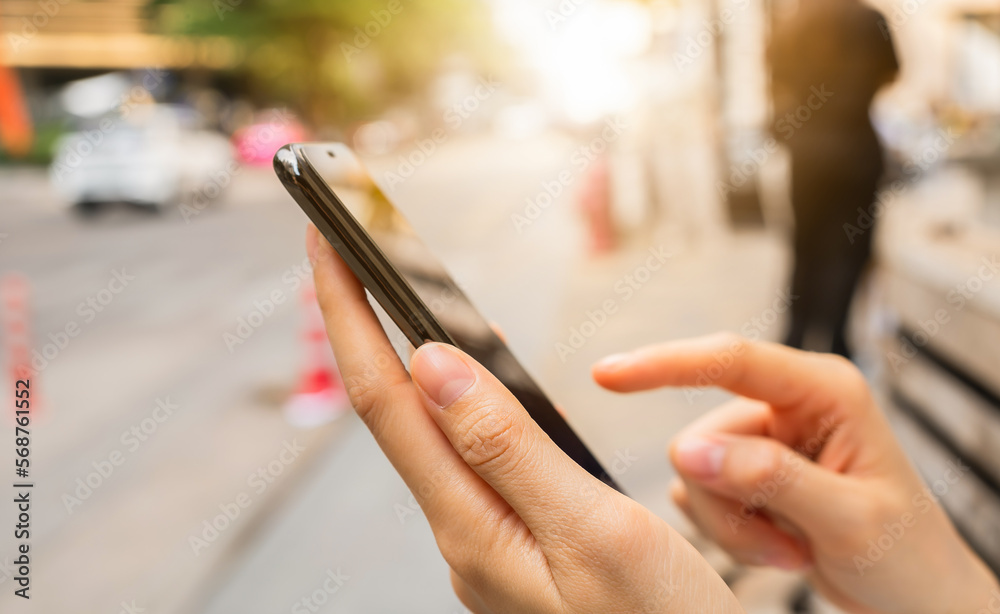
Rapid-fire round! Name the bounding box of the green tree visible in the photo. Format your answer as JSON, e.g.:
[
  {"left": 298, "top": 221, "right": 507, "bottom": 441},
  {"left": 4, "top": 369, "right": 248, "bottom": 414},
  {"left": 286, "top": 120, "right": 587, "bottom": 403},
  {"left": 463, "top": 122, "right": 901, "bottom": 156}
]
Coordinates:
[{"left": 150, "top": 0, "right": 503, "bottom": 128}]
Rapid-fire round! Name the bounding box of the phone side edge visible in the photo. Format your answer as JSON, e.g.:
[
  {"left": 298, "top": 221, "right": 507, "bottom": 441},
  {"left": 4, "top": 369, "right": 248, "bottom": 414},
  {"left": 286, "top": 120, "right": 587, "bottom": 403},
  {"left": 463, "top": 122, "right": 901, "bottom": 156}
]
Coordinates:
[{"left": 273, "top": 144, "right": 452, "bottom": 349}]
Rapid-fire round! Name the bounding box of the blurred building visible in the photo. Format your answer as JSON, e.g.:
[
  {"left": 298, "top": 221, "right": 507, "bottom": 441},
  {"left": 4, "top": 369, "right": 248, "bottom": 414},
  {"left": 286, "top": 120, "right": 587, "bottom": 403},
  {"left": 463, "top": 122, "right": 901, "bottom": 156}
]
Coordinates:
[
  {"left": 0, "top": 0, "right": 241, "bottom": 162},
  {"left": 0, "top": 0, "right": 236, "bottom": 70}
]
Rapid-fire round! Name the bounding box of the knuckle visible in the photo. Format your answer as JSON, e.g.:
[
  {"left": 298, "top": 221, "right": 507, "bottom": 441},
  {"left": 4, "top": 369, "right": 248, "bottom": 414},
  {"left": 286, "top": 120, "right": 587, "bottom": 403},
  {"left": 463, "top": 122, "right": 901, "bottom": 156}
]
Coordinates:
[
  {"left": 345, "top": 376, "right": 381, "bottom": 418},
  {"left": 455, "top": 404, "right": 523, "bottom": 472},
  {"left": 827, "top": 490, "right": 896, "bottom": 551},
  {"left": 731, "top": 443, "right": 782, "bottom": 489},
  {"left": 344, "top": 364, "right": 409, "bottom": 434}
]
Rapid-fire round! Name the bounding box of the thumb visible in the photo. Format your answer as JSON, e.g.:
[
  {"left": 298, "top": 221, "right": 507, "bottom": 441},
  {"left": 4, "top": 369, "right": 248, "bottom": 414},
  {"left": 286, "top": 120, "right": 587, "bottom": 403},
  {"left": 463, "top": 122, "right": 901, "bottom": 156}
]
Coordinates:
[
  {"left": 671, "top": 433, "right": 856, "bottom": 542},
  {"left": 410, "top": 342, "right": 609, "bottom": 538}
]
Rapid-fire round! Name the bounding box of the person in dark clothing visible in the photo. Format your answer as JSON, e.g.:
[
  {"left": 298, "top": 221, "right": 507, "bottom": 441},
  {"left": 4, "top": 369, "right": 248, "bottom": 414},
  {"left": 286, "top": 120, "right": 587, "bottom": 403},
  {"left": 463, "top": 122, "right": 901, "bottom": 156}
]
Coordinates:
[{"left": 770, "top": 0, "right": 899, "bottom": 358}]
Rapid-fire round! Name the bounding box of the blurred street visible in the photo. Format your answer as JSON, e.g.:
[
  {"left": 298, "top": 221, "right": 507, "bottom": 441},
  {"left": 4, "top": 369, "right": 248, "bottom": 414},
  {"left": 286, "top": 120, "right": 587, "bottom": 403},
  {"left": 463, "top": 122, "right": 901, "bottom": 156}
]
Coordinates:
[
  {"left": 0, "top": 132, "right": 796, "bottom": 612},
  {"left": 2, "top": 0, "right": 999, "bottom": 609}
]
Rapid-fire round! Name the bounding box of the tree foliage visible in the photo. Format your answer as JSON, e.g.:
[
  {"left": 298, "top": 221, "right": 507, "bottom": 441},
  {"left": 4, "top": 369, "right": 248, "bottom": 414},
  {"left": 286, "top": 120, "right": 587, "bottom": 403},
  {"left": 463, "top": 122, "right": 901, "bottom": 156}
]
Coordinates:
[{"left": 149, "top": 0, "right": 502, "bottom": 127}]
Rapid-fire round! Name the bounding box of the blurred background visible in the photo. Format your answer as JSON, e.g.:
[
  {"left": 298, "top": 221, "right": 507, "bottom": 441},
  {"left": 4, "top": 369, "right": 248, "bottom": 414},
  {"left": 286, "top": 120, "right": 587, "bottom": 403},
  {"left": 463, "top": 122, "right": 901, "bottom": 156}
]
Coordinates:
[{"left": 1, "top": 0, "right": 999, "bottom": 611}]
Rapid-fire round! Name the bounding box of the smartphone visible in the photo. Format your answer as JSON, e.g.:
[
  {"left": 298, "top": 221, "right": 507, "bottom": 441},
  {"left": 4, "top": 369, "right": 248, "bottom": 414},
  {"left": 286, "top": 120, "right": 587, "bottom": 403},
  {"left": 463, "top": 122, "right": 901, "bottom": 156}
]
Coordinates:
[{"left": 274, "top": 142, "right": 621, "bottom": 492}]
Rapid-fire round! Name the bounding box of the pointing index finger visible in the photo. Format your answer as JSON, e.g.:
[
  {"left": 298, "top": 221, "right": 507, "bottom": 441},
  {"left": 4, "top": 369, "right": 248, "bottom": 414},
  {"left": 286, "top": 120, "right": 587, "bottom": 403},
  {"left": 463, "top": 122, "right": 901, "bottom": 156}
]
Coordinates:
[{"left": 592, "top": 333, "right": 857, "bottom": 413}]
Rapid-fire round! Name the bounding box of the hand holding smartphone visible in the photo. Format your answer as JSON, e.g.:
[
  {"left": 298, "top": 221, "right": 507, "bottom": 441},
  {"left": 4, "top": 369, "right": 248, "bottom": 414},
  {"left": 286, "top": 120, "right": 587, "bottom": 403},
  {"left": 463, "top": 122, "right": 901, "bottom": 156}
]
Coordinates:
[{"left": 274, "top": 142, "right": 620, "bottom": 492}]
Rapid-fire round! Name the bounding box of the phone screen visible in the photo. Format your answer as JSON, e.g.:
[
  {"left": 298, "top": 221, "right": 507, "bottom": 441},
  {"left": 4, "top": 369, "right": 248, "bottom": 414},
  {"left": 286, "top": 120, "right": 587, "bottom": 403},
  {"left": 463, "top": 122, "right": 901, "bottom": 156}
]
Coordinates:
[{"left": 280, "top": 143, "right": 620, "bottom": 492}]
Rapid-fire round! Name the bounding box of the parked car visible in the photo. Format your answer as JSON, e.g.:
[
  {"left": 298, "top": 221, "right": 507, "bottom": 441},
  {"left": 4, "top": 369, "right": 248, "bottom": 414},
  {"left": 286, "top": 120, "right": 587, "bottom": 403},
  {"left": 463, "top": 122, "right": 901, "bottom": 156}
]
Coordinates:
[{"left": 50, "top": 104, "right": 234, "bottom": 212}]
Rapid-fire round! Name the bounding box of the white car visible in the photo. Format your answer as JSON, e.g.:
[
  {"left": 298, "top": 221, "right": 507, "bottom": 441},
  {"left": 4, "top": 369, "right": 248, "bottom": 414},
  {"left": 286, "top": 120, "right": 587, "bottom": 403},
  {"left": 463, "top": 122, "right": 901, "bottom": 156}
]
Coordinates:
[{"left": 50, "top": 104, "right": 234, "bottom": 212}]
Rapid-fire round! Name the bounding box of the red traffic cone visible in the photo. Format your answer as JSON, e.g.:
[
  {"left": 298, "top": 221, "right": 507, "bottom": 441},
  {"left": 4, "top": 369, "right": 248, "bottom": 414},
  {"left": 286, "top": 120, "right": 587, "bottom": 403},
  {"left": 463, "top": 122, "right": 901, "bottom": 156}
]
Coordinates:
[
  {"left": 283, "top": 281, "right": 349, "bottom": 427},
  {"left": 2, "top": 273, "right": 42, "bottom": 424},
  {"left": 578, "top": 154, "right": 617, "bottom": 255}
]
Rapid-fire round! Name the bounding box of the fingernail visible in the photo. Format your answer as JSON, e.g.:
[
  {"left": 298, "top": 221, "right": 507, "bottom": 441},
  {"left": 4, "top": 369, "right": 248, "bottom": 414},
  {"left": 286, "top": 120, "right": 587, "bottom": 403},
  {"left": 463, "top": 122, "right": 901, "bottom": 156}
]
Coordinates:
[
  {"left": 412, "top": 344, "right": 476, "bottom": 408},
  {"left": 673, "top": 436, "right": 726, "bottom": 479},
  {"left": 596, "top": 353, "right": 631, "bottom": 371}
]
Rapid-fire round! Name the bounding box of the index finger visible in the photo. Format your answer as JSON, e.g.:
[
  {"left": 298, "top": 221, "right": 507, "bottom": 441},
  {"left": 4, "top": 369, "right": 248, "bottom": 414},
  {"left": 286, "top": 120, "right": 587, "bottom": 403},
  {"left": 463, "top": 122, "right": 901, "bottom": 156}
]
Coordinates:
[
  {"left": 307, "top": 225, "right": 499, "bottom": 526},
  {"left": 591, "top": 333, "right": 863, "bottom": 414}
]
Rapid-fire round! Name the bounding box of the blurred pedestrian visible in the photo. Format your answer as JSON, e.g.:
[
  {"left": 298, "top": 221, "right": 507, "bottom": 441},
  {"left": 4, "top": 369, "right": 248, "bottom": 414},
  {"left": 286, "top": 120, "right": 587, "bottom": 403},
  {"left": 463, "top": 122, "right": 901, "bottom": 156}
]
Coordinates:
[{"left": 770, "top": 0, "right": 899, "bottom": 358}]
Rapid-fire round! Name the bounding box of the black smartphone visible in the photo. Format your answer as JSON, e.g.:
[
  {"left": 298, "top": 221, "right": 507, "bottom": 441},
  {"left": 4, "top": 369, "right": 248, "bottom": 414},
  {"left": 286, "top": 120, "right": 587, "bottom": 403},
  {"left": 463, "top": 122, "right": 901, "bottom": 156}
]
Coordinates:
[{"left": 274, "top": 142, "right": 621, "bottom": 492}]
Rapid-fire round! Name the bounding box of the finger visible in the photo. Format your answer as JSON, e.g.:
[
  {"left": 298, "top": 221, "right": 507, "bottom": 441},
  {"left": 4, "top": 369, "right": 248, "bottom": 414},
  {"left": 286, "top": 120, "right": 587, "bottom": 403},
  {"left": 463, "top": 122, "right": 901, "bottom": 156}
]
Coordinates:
[
  {"left": 675, "top": 397, "right": 772, "bottom": 440},
  {"left": 409, "top": 341, "right": 613, "bottom": 539},
  {"left": 669, "top": 400, "right": 811, "bottom": 567},
  {"left": 672, "top": 476, "right": 810, "bottom": 569},
  {"left": 307, "top": 225, "right": 501, "bottom": 527},
  {"left": 671, "top": 431, "right": 859, "bottom": 543},
  {"left": 592, "top": 332, "right": 864, "bottom": 414},
  {"left": 307, "top": 224, "right": 412, "bottom": 397}
]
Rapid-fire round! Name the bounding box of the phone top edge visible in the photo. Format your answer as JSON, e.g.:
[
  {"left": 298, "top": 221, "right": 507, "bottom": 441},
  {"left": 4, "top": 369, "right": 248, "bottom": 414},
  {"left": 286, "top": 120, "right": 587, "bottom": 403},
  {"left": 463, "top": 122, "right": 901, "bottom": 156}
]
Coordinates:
[{"left": 273, "top": 142, "right": 454, "bottom": 350}]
